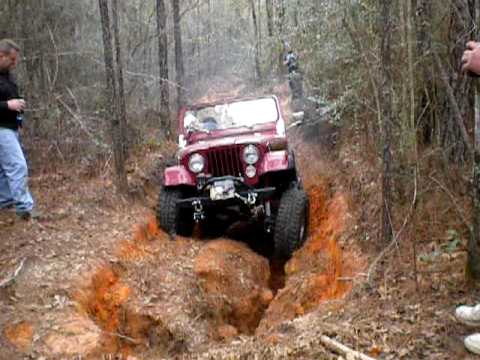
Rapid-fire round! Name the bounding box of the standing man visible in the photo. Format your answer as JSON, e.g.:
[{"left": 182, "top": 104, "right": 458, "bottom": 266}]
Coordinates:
[
  {"left": 0, "top": 39, "right": 35, "bottom": 220},
  {"left": 283, "top": 47, "right": 303, "bottom": 100},
  {"left": 283, "top": 49, "right": 299, "bottom": 74},
  {"left": 455, "top": 41, "right": 480, "bottom": 355}
]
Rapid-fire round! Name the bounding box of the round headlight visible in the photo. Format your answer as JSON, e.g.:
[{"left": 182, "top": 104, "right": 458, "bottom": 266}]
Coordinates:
[
  {"left": 188, "top": 153, "right": 205, "bottom": 173},
  {"left": 243, "top": 145, "right": 259, "bottom": 164}
]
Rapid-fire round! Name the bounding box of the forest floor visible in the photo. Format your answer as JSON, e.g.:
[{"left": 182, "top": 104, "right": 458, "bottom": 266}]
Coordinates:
[{"left": 0, "top": 90, "right": 480, "bottom": 359}]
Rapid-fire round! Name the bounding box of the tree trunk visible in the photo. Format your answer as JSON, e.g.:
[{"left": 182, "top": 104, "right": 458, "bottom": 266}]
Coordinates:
[
  {"left": 156, "top": 0, "right": 170, "bottom": 136},
  {"left": 275, "top": 0, "right": 286, "bottom": 75},
  {"left": 265, "top": 0, "right": 274, "bottom": 37},
  {"left": 250, "top": 0, "right": 261, "bottom": 83},
  {"left": 206, "top": 0, "right": 212, "bottom": 77},
  {"left": 98, "top": 0, "right": 128, "bottom": 194},
  {"left": 444, "top": 0, "right": 475, "bottom": 162},
  {"left": 470, "top": 89, "right": 480, "bottom": 280},
  {"left": 293, "top": 0, "right": 299, "bottom": 28},
  {"left": 467, "top": 0, "right": 480, "bottom": 281},
  {"left": 172, "top": 0, "right": 185, "bottom": 110},
  {"left": 415, "top": 0, "right": 435, "bottom": 145},
  {"left": 433, "top": 50, "right": 473, "bottom": 155},
  {"left": 380, "top": 0, "right": 394, "bottom": 245},
  {"left": 275, "top": 0, "right": 285, "bottom": 35},
  {"left": 111, "top": 0, "right": 128, "bottom": 157}
]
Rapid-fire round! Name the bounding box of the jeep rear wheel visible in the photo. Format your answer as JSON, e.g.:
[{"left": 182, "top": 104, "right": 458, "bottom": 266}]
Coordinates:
[
  {"left": 273, "top": 187, "right": 309, "bottom": 259},
  {"left": 157, "top": 188, "right": 194, "bottom": 237}
]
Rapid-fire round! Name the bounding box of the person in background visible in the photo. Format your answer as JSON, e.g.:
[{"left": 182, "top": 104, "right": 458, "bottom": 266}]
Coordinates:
[
  {"left": 283, "top": 47, "right": 303, "bottom": 100},
  {"left": 0, "top": 39, "right": 35, "bottom": 220},
  {"left": 283, "top": 49, "right": 299, "bottom": 74},
  {"left": 455, "top": 40, "right": 480, "bottom": 355}
]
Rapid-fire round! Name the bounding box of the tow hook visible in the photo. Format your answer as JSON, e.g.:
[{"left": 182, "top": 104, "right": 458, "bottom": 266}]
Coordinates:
[
  {"left": 235, "top": 192, "right": 258, "bottom": 206},
  {"left": 192, "top": 199, "right": 205, "bottom": 222},
  {"left": 265, "top": 201, "right": 273, "bottom": 233}
]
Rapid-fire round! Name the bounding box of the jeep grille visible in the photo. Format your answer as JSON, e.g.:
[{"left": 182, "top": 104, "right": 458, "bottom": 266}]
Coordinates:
[{"left": 206, "top": 146, "right": 243, "bottom": 177}]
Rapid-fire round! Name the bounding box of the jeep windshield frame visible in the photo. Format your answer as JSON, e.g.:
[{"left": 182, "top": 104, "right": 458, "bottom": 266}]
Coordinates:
[{"left": 180, "top": 96, "right": 280, "bottom": 142}]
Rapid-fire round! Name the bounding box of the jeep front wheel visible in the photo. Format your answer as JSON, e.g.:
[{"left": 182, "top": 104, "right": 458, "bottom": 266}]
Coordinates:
[
  {"left": 273, "top": 187, "right": 309, "bottom": 259},
  {"left": 157, "top": 188, "right": 194, "bottom": 237}
]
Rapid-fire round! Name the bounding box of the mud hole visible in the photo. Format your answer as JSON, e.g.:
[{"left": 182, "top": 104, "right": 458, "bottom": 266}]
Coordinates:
[{"left": 5, "top": 179, "right": 365, "bottom": 358}]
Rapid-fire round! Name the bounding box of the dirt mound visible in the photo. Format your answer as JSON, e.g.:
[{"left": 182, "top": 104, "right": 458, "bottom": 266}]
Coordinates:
[
  {"left": 42, "top": 313, "right": 101, "bottom": 356},
  {"left": 4, "top": 321, "right": 34, "bottom": 353},
  {"left": 194, "top": 240, "right": 273, "bottom": 337}
]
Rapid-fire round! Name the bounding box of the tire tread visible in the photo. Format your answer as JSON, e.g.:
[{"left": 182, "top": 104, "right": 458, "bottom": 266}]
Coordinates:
[{"left": 274, "top": 187, "right": 308, "bottom": 258}]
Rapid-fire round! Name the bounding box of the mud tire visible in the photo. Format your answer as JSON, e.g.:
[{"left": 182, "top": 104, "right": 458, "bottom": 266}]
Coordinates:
[
  {"left": 273, "top": 187, "right": 309, "bottom": 259},
  {"left": 157, "top": 188, "right": 194, "bottom": 237}
]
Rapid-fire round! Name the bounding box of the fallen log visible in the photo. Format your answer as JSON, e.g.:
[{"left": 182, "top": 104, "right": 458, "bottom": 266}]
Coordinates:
[{"left": 320, "top": 335, "right": 376, "bottom": 360}]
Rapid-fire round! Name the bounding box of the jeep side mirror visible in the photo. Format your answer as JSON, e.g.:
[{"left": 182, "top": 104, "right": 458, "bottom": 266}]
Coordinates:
[{"left": 178, "top": 134, "right": 187, "bottom": 148}]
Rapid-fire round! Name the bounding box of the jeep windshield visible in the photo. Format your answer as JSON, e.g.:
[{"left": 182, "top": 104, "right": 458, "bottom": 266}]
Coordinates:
[{"left": 184, "top": 97, "right": 279, "bottom": 134}]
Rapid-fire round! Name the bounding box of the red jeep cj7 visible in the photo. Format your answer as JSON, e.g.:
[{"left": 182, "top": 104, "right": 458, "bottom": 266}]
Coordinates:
[{"left": 157, "top": 95, "right": 309, "bottom": 258}]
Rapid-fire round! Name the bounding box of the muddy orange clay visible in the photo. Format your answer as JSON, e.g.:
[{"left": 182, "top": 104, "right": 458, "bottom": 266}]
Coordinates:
[
  {"left": 4, "top": 321, "right": 34, "bottom": 351},
  {"left": 116, "top": 240, "right": 149, "bottom": 262},
  {"left": 74, "top": 266, "right": 131, "bottom": 354},
  {"left": 292, "top": 180, "right": 355, "bottom": 306},
  {"left": 116, "top": 215, "right": 167, "bottom": 261}
]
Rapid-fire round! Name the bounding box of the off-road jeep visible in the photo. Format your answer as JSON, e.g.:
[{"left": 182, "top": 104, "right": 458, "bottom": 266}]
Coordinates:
[{"left": 156, "top": 95, "right": 309, "bottom": 258}]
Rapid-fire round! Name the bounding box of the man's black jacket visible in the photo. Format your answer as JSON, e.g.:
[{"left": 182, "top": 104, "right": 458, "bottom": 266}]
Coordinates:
[{"left": 0, "top": 71, "right": 20, "bottom": 130}]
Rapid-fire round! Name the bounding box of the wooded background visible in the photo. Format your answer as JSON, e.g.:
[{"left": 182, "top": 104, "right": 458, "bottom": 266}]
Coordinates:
[{"left": 0, "top": 0, "right": 479, "bottom": 275}]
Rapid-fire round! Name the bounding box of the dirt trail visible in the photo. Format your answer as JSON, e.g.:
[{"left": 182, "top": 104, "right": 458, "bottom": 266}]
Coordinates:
[
  {"left": 1, "top": 149, "right": 364, "bottom": 359},
  {"left": 0, "top": 88, "right": 367, "bottom": 358}
]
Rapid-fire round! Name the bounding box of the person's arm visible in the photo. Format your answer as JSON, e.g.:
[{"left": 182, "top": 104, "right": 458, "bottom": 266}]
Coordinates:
[
  {"left": 462, "top": 41, "right": 480, "bottom": 75},
  {"left": 0, "top": 99, "right": 25, "bottom": 112}
]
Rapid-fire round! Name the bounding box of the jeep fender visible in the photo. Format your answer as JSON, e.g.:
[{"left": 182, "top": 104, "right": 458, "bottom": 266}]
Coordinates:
[
  {"left": 164, "top": 166, "right": 196, "bottom": 186},
  {"left": 259, "top": 150, "right": 291, "bottom": 175}
]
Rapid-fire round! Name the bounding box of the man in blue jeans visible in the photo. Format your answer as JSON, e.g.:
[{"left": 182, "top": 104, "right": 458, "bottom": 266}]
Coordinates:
[
  {"left": 0, "top": 39, "right": 35, "bottom": 220},
  {"left": 455, "top": 40, "right": 480, "bottom": 355}
]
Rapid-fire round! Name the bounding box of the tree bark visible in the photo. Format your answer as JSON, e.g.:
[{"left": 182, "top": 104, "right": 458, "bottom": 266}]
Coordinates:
[
  {"left": 111, "top": 0, "right": 128, "bottom": 157},
  {"left": 250, "top": 0, "right": 261, "bottom": 83},
  {"left": 156, "top": 0, "right": 170, "bottom": 136},
  {"left": 470, "top": 92, "right": 480, "bottom": 280},
  {"left": 444, "top": 0, "right": 475, "bottom": 162},
  {"left": 274, "top": 0, "right": 285, "bottom": 35},
  {"left": 468, "top": 0, "right": 480, "bottom": 281},
  {"left": 172, "top": 0, "right": 185, "bottom": 110},
  {"left": 265, "top": 0, "right": 274, "bottom": 37},
  {"left": 433, "top": 50, "right": 473, "bottom": 155},
  {"left": 98, "top": 0, "right": 128, "bottom": 194},
  {"left": 275, "top": 0, "right": 286, "bottom": 75},
  {"left": 380, "top": 0, "right": 394, "bottom": 245},
  {"left": 293, "top": 0, "right": 299, "bottom": 28},
  {"left": 415, "top": 0, "right": 435, "bottom": 145}
]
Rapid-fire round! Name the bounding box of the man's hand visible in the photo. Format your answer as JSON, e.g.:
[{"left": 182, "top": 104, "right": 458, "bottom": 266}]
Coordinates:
[
  {"left": 7, "top": 98, "right": 25, "bottom": 112},
  {"left": 462, "top": 41, "right": 480, "bottom": 75}
]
